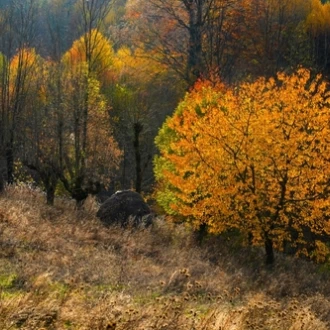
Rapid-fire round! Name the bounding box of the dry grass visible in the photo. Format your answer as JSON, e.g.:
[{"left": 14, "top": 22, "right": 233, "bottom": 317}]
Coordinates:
[{"left": 0, "top": 184, "right": 330, "bottom": 329}]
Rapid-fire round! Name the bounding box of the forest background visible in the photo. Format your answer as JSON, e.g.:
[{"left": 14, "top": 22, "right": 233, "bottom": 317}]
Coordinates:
[{"left": 1, "top": 0, "right": 330, "bottom": 264}]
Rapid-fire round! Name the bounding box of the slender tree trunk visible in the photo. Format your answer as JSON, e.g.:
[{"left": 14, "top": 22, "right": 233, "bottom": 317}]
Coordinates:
[
  {"left": 186, "top": 2, "right": 203, "bottom": 84},
  {"left": 122, "top": 144, "right": 126, "bottom": 189},
  {"left": 133, "top": 122, "right": 143, "bottom": 193},
  {"left": 6, "top": 141, "right": 14, "bottom": 185},
  {"left": 0, "top": 146, "right": 6, "bottom": 193},
  {"left": 0, "top": 173, "right": 4, "bottom": 193},
  {"left": 195, "top": 222, "right": 208, "bottom": 245},
  {"left": 73, "top": 177, "right": 88, "bottom": 208},
  {"left": 265, "top": 236, "right": 275, "bottom": 265},
  {"left": 44, "top": 174, "right": 57, "bottom": 205},
  {"left": 46, "top": 185, "right": 56, "bottom": 205}
]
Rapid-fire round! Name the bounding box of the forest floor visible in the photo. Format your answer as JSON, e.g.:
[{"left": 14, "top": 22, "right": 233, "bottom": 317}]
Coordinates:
[{"left": 0, "top": 185, "right": 330, "bottom": 330}]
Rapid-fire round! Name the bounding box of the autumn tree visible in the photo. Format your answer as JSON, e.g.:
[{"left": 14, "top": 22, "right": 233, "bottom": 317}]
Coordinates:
[
  {"left": 20, "top": 59, "right": 64, "bottom": 205},
  {"left": 125, "top": 0, "right": 324, "bottom": 83},
  {"left": 56, "top": 61, "right": 121, "bottom": 204},
  {"left": 74, "top": 0, "right": 113, "bottom": 71},
  {"left": 306, "top": 0, "right": 330, "bottom": 76},
  {"left": 0, "top": 51, "right": 9, "bottom": 187},
  {"left": 21, "top": 29, "right": 121, "bottom": 205},
  {"left": 125, "top": 0, "right": 244, "bottom": 85},
  {"left": 155, "top": 68, "right": 330, "bottom": 264},
  {"left": 62, "top": 29, "right": 114, "bottom": 82},
  {"left": 238, "top": 0, "right": 312, "bottom": 77},
  {"left": 0, "top": 0, "right": 39, "bottom": 185},
  {"left": 54, "top": 2, "right": 121, "bottom": 204},
  {"left": 41, "top": 0, "right": 77, "bottom": 61},
  {"left": 108, "top": 46, "right": 183, "bottom": 193}
]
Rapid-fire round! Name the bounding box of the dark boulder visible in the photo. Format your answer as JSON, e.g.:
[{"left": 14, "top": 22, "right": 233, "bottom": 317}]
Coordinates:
[{"left": 96, "top": 190, "right": 152, "bottom": 227}]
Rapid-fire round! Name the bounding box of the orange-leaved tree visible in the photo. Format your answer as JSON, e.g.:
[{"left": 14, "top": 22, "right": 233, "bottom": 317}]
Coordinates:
[{"left": 155, "top": 68, "right": 330, "bottom": 264}]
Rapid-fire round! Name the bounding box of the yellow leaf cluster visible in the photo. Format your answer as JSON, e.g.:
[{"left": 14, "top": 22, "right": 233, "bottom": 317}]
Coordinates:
[
  {"left": 62, "top": 29, "right": 114, "bottom": 77},
  {"left": 156, "top": 69, "right": 330, "bottom": 257},
  {"left": 306, "top": 0, "right": 330, "bottom": 34}
]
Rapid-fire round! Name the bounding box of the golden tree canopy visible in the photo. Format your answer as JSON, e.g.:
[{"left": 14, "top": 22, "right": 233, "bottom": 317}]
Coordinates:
[
  {"left": 155, "top": 68, "right": 330, "bottom": 260},
  {"left": 62, "top": 29, "right": 114, "bottom": 77}
]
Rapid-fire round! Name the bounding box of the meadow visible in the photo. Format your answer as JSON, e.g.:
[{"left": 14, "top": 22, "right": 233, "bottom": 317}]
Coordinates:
[{"left": 0, "top": 185, "right": 330, "bottom": 329}]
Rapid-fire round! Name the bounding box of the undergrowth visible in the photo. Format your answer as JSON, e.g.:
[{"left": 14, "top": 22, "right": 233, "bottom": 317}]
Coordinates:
[{"left": 0, "top": 184, "right": 329, "bottom": 329}]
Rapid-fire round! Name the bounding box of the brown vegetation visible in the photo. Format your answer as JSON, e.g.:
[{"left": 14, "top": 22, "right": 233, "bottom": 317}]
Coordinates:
[{"left": 0, "top": 185, "right": 330, "bottom": 329}]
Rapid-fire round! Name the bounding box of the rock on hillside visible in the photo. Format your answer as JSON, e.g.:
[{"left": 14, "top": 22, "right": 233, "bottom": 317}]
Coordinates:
[{"left": 96, "top": 190, "right": 152, "bottom": 227}]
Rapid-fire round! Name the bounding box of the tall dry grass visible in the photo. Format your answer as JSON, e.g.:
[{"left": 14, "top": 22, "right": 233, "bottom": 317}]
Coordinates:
[{"left": 0, "top": 184, "right": 330, "bottom": 329}]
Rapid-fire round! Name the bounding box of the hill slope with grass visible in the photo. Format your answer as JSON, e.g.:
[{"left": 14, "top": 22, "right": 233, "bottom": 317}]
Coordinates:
[{"left": 0, "top": 185, "right": 330, "bottom": 329}]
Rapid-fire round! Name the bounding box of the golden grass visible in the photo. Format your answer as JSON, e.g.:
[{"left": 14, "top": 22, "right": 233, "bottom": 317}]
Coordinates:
[{"left": 0, "top": 184, "right": 330, "bottom": 329}]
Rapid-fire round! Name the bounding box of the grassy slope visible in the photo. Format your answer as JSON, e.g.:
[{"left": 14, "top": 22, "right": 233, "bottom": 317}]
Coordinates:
[{"left": 0, "top": 185, "right": 330, "bottom": 330}]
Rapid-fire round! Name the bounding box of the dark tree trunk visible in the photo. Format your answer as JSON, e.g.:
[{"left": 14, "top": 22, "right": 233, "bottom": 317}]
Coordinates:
[
  {"left": 133, "top": 122, "right": 143, "bottom": 194},
  {"left": 121, "top": 144, "right": 126, "bottom": 189},
  {"left": 195, "top": 222, "right": 208, "bottom": 245},
  {"left": 46, "top": 185, "right": 56, "bottom": 205},
  {"left": 25, "top": 163, "right": 58, "bottom": 205},
  {"left": 265, "top": 236, "right": 275, "bottom": 265},
  {"left": 72, "top": 185, "right": 89, "bottom": 208},
  {"left": 0, "top": 149, "right": 5, "bottom": 193},
  {"left": 0, "top": 174, "right": 3, "bottom": 193},
  {"left": 57, "top": 172, "right": 90, "bottom": 208},
  {"left": 6, "top": 144, "right": 14, "bottom": 185},
  {"left": 44, "top": 175, "right": 57, "bottom": 206},
  {"left": 186, "top": 1, "right": 203, "bottom": 84}
]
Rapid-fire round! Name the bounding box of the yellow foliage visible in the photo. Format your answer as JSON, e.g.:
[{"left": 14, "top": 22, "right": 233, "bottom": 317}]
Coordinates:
[
  {"left": 313, "top": 240, "right": 329, "bottom": 263},
  {"left": 10, "top": 48, "right": 38, "bottom": 71},
  {"left": 306, "top": 0, "right": 330, "bottom": 34},
  {"left": 113, "top": 46, "right": 167, "bottom": 85},
  {"left": 62, "top": 29, "right": 114, "bottom": 77},
  {"left": 156, "top": 68, "right": 330, "bottom": 258},
  {"left": 58, "top": 64, "right": 122, "bottom": 188},
  {"left": 10, "top": 48, "right": 41, "bottom": 93}
]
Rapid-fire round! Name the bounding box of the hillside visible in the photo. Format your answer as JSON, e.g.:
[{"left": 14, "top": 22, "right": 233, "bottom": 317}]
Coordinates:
[{"left": 0, "top": 185, "right": 330, "bottom": 329}]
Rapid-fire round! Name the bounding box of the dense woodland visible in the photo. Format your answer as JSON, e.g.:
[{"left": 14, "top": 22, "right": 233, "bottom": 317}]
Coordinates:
[{"left": 1, "top": 0, "right": 330, "bottom": 263}]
